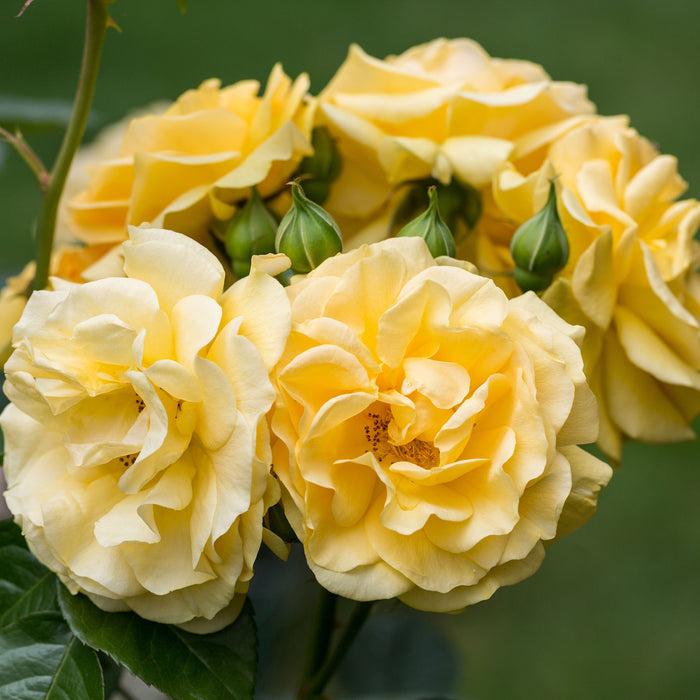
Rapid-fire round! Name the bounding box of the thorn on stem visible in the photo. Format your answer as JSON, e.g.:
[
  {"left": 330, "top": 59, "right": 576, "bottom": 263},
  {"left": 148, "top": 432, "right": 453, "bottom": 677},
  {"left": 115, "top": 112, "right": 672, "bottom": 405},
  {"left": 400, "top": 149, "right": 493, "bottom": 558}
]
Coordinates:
[{"left": 15, "top": 0, "right": 36, "bottom": 18}]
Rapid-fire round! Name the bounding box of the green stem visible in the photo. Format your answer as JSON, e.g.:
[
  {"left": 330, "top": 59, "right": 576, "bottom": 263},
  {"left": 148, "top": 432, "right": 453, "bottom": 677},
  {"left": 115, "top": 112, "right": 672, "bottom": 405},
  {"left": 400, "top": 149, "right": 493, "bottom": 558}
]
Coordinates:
[
  {"left": 33, "top": 0, "right": 110, "bottom": 291},
  {"left": 300, "top": 587, "right": 338, "bottom": 686},
  {"left": 0, "top": 127, "right": 49, "bottom": 192},
  {"left": 298, "top": 600, "right": 374, "bottom": 700}
]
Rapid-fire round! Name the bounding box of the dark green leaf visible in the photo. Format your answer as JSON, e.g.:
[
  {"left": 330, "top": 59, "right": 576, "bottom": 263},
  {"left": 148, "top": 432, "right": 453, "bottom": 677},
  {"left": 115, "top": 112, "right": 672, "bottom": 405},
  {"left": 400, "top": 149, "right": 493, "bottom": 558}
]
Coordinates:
[
  {"left": 0, "top": 523, "right": 60, "bottom": 627},
  {"left": 0, "top": 611, "right": 103, "bottom": 699},
  {"left": 97, "top": 652, "right": 121, "bottom": 700},
  {"left": 0, "top": 548, "right": 58, "bottom": 627},
  {"left": 58, "top": 583, "right": 257, "bottom": 700},
  {"left": 0, "top": 518, "right": 27, "bottom": 549}
]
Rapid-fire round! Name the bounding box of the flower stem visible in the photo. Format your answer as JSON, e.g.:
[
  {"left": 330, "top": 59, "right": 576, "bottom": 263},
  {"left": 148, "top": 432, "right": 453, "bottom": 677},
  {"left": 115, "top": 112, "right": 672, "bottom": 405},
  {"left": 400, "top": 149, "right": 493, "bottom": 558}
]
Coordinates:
[
  {"left": 0, "top": 127, "right": 49, "bottom": 192},
  {"left": 300, "top": 587, "right": 338, "bottom": 685},
  {"left": 33, "top": 0, "right": 110, "bottom": 291},
  {"left": 297, "top": 599, "right": 374, "bottom": 700}
]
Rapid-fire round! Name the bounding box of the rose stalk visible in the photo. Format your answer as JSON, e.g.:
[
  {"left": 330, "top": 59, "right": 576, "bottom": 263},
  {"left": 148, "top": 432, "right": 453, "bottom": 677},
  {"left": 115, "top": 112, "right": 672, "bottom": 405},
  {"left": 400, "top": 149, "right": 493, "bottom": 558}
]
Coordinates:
[{"left": 33, "top": 0, "right": 112, "bottom": 291}]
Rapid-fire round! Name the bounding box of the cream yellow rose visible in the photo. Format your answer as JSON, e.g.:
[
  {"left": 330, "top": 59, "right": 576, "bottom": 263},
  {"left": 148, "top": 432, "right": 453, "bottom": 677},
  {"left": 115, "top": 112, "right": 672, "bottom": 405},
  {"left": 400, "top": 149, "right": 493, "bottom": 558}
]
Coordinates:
[
  {"left": 318, "top": 38, "right": 595, "bottom": 232},
  {"left": 1, "top": 227, "right": 291, "bottom": 631},
  {"left": 67, "top": 65, "right": 314, "bottom": 244},
  {"left": 270, "top": 237, "right": 611, "bottom": 611},
  {"left": 489, "top": 116, "right": 700, "bottom": 459},
  {"left": 0, "top": 242, "right": 125, "bottom": 368}
]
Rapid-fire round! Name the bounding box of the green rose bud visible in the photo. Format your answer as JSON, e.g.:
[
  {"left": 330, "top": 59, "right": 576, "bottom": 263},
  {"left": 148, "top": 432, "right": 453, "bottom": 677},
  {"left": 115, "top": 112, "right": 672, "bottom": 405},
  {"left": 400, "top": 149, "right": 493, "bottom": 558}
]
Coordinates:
[
  {"left": 510, "top": 181, "right": 569, "bottom": 292},
  {"left": 390, "top": 178, "right": 482, "bottom": 236},
  {"left": 275, "top": 182, "right": 343, "bottom": 273},
  {"left": 513, "top": 267, "right": 554, "bottom": 293},
  {"left": 297, "top": 127, "right": 343, "bottom": 204},
  {"left": 396, "top": 185, "right": 456, "bottom": 258},
  {"left": 224, "top": 187, "right": 278, "bottom": 278}
]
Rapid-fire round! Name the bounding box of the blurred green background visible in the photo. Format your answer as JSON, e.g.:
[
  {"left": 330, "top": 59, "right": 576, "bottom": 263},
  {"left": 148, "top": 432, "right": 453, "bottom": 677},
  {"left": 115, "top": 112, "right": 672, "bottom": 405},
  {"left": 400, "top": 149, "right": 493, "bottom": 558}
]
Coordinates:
[{"left": 1, "top": 1, "right": 699, "bottom": 698}]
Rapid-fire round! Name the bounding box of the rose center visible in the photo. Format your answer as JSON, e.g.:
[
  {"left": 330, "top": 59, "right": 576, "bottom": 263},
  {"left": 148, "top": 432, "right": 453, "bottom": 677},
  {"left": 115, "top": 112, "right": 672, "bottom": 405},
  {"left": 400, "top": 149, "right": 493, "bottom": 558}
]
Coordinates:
[{"left": 363, "top": 409, "right": 439, "bottom": 469}]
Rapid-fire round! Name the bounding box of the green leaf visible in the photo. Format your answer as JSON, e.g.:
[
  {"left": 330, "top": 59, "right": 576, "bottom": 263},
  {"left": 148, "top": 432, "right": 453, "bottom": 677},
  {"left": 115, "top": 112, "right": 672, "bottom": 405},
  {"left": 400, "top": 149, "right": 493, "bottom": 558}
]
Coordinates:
[
  {"left": 0, "top": 611, "right": 103, "bottom": 699},
  {"left": 0, "top": 518, "right": 27, "bottom": 549},
  {"left": 97, "top": 652, "right": 121, "bottom": 700},
  {"left": 58, "top": 583, "right": 258, "bottom": 700},
  {"left": 0, "top": 521, "right": 60, "bottom": 628},
  {"left": 173, "top": 0, "right": 187, "bottom": 11},
  {"left": 0, "top": 547, "right": 58, "bottom": 627}
]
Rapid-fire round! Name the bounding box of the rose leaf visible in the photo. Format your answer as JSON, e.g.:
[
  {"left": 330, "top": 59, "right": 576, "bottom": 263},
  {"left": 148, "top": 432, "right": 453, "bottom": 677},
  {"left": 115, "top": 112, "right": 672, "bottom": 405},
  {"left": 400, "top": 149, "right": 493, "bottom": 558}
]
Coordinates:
[
  {"left": 0, "top": 611, "right": 103, "bottom": 699},
  {"left": 58, "top": 582, "right": 258, "bottom": 700},
  {"left": 0, "top": 529, "right": 59, "bottom": 628},
  {"left": 0, "top": 518, "right": 27, "bottom": 549}
]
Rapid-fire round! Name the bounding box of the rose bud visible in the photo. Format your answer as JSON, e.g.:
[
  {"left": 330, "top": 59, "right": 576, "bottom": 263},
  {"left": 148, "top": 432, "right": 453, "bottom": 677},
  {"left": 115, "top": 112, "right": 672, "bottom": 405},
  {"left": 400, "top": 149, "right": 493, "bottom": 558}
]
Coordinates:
[
  {"left": 510, "top": 180, "right": 569, "bottom": 292},
  {"left": 275, "top": 182, "right": 343, "bottom": 273},
  {"left": 225, "top": 187, "right": 278, "bottom": 278},
  {"left": 396, "top": 185, "right": 456, "bottom": 258},
  {"left": 391, "top": 178, "right": 482, "bottom": 236}
]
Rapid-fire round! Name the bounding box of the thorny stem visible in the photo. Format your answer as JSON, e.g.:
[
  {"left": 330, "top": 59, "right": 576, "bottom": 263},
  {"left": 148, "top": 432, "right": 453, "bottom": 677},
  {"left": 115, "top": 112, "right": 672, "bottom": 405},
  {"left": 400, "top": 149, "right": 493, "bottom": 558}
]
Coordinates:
[
  {"left": 0, "top": 127, "right": 49, "bottom": 192},
  {"left": 33, "top": 0, "right": 110, "bottom": 291}
]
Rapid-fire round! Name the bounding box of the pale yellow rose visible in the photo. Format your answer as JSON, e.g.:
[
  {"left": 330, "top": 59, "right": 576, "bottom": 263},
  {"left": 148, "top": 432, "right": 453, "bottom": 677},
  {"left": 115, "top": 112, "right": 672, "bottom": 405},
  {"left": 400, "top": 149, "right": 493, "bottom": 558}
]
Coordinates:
[
  {"left": 488, "top": 116, "right": 700, "bottom": 459},
  {"left": 1, "top": 227, "right": 291, "bottom": 630},
  {"left": 318, "top": 38, "right": 595, "bottom": 232},
  {"left": 0, "top": 242, "right": 125, "bottom": 367},
  {"left": 270, "top": 237, "right": 611, "bottom": 611},
  {"left": 67, "top": 66, "right": 314, "bottom": 244}
]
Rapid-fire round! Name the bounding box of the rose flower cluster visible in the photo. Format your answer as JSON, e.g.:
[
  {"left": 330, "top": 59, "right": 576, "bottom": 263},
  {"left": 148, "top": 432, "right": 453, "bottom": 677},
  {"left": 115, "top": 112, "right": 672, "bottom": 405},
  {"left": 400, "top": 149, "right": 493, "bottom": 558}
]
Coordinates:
[{"left": 3, "top": 37, "right": 697, "bottom": 631}]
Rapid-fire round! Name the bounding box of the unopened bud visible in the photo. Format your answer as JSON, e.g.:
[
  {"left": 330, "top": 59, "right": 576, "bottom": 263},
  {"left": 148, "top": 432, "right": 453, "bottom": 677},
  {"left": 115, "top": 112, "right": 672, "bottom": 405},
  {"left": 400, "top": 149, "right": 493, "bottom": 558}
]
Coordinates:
[
  {"left": 510, "top": 181, "right": 569, "bottom": 292},
  {"left": 390, "top": 178, "right": 482, "bottom": 236},
  {"left": 275, "top": 182, "right": 343, "bottom": 273},
  {"left": 224, "top": 188, "right": 278, "bottom": 278},
  {"left": 513, "top": 267, "right": 553, "bottom": 293},
  {"left": 297, "top": 127, "right": 343, "bottom": 204},
  {"left": 396, "top": 185, "right": 456, "bottom": 258}
]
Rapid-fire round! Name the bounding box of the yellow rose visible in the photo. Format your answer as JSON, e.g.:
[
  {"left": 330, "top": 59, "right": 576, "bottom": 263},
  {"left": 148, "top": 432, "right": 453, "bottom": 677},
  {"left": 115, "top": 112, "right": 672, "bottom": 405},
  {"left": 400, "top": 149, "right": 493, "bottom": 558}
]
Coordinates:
[
  {"left": 270, "top": 237, "right": 611, "bottom": 611},
  {"left": 1, "top": 227, "right": 291, "bottom": 631},
  {"left": 318, "top": 38, "right": 594, "bottom": 230},
  {"left": 56, "top": 102, "right": 168, "bottom": 247},
  {"left": 67, "top": 66, "right": 314, "bottom": 244},
  {"left": 0, "top": 243, "right": 124, "bottom": 367},
  {"left": 490, "top": 116, "right": 700, "bottom": 459}
]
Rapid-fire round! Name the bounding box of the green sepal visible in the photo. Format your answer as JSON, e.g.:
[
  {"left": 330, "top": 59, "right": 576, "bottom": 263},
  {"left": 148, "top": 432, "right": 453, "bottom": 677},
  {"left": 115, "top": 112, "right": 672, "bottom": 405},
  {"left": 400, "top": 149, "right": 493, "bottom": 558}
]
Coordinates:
[{"left": 297, "top": 127, "right": 343, "bottom": 204}]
